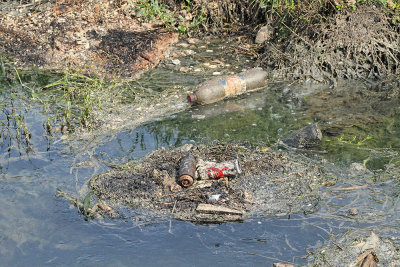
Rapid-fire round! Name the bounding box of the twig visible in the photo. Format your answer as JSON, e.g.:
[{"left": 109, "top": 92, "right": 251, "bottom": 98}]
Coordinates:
[{"left": 331, "top": 184, "right": 368, "bottom": 191}]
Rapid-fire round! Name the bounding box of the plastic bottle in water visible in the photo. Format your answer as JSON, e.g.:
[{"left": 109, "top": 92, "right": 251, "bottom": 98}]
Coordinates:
[{"left": 187, "top": 67, "right": 268, "bottom": 105}]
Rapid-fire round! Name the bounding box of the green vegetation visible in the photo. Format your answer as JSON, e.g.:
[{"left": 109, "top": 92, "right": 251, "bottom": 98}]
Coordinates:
[
  {"left": 131, "top": 0, "right": 400, "bottom": 39},
  {"left": 0, "top": 57, "right": 32, "bottom": 152},
  {"left": 41, "top": 70, "right": 107, "bottom": 130},
  {"left": 133, "top": 0, "right": 206, "bottom": 35}
]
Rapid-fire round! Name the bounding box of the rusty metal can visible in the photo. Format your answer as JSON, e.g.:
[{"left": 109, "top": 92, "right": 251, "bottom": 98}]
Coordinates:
[
  {"left": 197, "top": 159, "right": 242, "bottom": 180},
  {"left": 177, "top": 155, "right": 197, "bottom": 187}
]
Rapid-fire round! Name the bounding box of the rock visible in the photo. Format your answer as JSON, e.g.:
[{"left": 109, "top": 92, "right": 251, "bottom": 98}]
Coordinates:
[
  {"left": 177, "top": 42, "right": 190, "bottom": 48},
  {"left": 255, "top": 25, "right": 273, "bottom": 44},
  {"left": 187, "top": 38, "right": 199, "bottom": 44},
  {"left": 179, "top": 66, "right": 190, "bottom": 72},
  {"left": 171, "top": 59, "right": 181, "bottom": 65},
  {"left": 348, "top": 208, "right": 359, "bottom": 216},
  {"left": 280, "top": 124, "right": 323, "bottom": 148},
  {"left": 349, "top": 162, "right": 372, "bottom": 176},
  {"left": 184, "top": 49, "right": 195, "bottom": 55},
  {"left": 170, "top": 183, "right": 183, "bottom": 193},
  {"left": 191, "top": 114, "right": 206, "bottom": 120}
]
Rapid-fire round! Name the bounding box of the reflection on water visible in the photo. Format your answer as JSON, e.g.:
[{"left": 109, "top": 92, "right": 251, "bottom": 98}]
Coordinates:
[{"left": 1, "top": 49, "right": 400, "bottom": 265}]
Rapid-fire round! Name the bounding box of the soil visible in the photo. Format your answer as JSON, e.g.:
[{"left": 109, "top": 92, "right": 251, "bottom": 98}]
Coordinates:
[
  {"left": 1, "top": 1, "right": 399, "bottom": 83},
  {"left": 89, "top": 143, "right": 338, "bottom": 223},
  {"left": 0, "top": 0, "right": 178, "bottom": 78}
]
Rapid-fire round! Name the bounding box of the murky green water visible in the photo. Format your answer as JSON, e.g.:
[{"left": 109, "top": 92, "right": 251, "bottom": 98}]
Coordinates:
[{"left": 1, "top": 40, "right": 400, "bottom": 266}]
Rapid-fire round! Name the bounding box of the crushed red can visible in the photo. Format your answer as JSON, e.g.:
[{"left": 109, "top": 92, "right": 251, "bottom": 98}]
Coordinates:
[{"left": 197, "top": 159, "right": 242, "bottom": 180}]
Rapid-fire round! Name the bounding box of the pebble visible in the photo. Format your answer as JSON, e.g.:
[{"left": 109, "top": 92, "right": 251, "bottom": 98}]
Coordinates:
[
  {"left": 177, "top": 42, "right": 189, "bottom": 48},
  {"left": 192, "top": 114, "right": 206, "bottom": 120},
  {"left": 170, "top": 183, "right": 183, "bottom": 193},
  {"left": 184, "top": 49, "right": 195, "bottom": 55},
  {"left": 187, "top": 38, "right": 200, "bottom": 44},
  {"left": 179, "top": 66, "right": 190, "bottom": 72},
  {"left": 171, "top": 59, "right": 181, "bottom": 65},
  {"left": 349, "top": 208, "right": 359, "bottom": 216}
]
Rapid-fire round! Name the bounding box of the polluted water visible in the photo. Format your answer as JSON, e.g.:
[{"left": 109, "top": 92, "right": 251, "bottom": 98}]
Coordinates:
[{"left": 1, "top": 38, "right": 400, "bottom": 266}]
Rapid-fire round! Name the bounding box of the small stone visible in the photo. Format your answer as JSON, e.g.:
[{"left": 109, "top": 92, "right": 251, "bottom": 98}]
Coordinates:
[
  {"left": 184, "top": 49, "right": 195, "bottom": 55},
  {"left": 349, "top": 208, "right": 359, "bottom": 216},
  {"left": 177, "top": 42, "right": 189, "bottom": 48},
  {"left": 187, "top": 38, "right": 199, "bottom": 44},
  {"left": 192, "top": 114, "right": 206, "bottom": 120},
  {"left": 212, "top": 72, "right": 221, "bottom": 75},
  {"left": 171, "top": 59, "right": 181, "bottom": 65},
  {"left": 178, "top": 143, "right": 193, "bottom": 153},
  {"left": 179, "top": 66, "right": 190, "bottom": 72},
  {"left": 170, "top": 183, "right": 183, "bottom": 193},
  {"left": 255, "top": 25, "right": 274, "bottom": 44}
]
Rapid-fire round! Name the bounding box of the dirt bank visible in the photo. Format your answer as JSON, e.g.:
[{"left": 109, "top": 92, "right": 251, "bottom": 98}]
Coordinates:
[
  {"left": 1, "top": 1, "right": 399, "bottom": 83},
  {"left": 0, "top": 0, "right": 177, "bottom": 78}
]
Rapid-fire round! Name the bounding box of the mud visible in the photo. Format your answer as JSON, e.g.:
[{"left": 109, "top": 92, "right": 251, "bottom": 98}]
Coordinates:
[
  {"left": 308, "top": 230, "right": 400, "bottom": 266},
  {"left": 89, "top": 143, "right": 338, "bottom": 223}
]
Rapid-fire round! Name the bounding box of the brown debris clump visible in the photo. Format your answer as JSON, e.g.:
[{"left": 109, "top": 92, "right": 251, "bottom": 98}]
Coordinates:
[
  {"left": 0, "top": 0, "right": 178, "bottom": 78},
  {"left": 90, "top": 143, "right": 337, "bottom": 223}
]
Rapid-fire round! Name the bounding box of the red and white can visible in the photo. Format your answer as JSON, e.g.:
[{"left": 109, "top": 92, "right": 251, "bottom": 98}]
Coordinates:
[{"left": 197, "top": 159, "right": 242, "bottom": 180}]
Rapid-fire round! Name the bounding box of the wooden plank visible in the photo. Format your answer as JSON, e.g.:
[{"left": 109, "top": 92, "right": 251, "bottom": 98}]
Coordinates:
[{"left": 196, "top": 203, "right": 244, "bottom": 215}]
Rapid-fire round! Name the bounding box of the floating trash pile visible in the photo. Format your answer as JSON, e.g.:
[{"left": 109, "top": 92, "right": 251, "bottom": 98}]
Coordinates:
[{"left": 90, "top": 139, "right": 337, "bottom": 223}]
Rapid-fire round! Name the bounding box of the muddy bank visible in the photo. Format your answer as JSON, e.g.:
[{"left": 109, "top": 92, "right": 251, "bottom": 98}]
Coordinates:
[
  {"left": 0, "top": 0, "right": 177, "bottom": 78},
  {"left": 183, "top": 1, "right": 400, "bottom": 83},
  {"left": 1, "top": 1, "right": 399, "bottom": 83},
  {"left": 89, "top": 143, "right": 338, "bottom": 222}
]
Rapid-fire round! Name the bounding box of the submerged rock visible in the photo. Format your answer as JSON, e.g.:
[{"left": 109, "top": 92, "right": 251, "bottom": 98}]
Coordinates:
[
  {"left": 89, "top": 143, "right": 338, "bottom": 223},
  {"left": 280, "top": 124, "right": 323, "bottom": 149}
]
